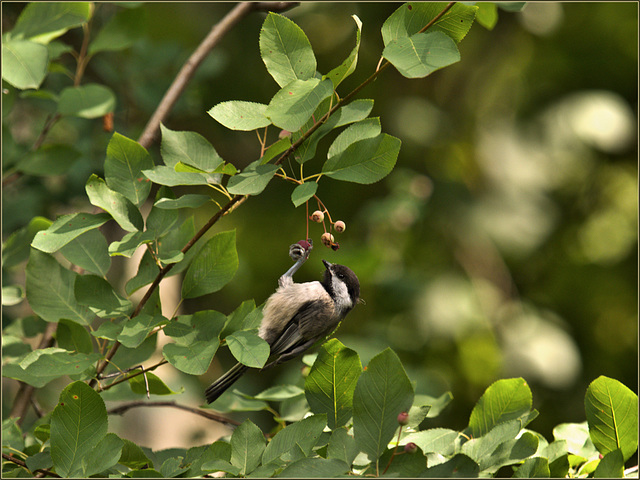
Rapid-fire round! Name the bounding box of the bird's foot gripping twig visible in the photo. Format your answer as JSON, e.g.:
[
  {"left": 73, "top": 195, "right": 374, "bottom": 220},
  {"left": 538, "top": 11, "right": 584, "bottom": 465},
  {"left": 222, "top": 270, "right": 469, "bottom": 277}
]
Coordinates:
[{"left": 280, "top": 240, "right": 313, "bottom": 286}]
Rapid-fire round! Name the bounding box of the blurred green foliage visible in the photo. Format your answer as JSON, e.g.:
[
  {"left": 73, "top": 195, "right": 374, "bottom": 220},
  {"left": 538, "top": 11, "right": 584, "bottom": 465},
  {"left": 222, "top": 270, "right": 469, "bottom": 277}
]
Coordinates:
[{"left": 2, "top": 1, "right": 637, "bottom": 449}]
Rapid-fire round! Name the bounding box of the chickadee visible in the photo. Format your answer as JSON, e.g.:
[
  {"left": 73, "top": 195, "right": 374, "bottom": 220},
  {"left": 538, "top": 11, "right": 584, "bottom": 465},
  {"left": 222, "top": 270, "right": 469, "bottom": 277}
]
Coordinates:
[{"left": 205, "top": 242, "right": 360, "bottom": 404}]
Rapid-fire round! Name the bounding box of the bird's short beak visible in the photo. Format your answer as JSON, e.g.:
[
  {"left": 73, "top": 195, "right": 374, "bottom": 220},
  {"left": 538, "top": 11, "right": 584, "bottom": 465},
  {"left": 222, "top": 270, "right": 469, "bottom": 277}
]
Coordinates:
[{"left": 322, "top": 260, "right": 332, "bottom": 269}]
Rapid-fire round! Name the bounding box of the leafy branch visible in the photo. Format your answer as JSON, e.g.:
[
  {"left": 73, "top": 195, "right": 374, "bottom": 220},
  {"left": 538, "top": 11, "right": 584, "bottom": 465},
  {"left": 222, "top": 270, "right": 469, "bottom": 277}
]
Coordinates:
[{"left": 90, "top": 0, "right": 460, "bottom": 390}]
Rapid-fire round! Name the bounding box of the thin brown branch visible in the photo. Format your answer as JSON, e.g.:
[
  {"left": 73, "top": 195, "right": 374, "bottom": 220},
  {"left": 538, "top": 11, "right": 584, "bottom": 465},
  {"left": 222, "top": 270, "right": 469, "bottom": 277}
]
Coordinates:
[
  {"left": 89, "top": 194, "right": 247, "bottom": 386},
  {"left": 97, "top": 359, "right": 167, "bottom": 392},
  {"left": 2, "top": 452, "right": 61, "bottom": 478},
  {"left": 9, "top": 322, "right": 57, "bottom": 425},
  {"left": 107, "top": 401, "right": 241, "bottom": 427},
  {"left": 137, "top": 2, "right": 298, "bottom": 149}
]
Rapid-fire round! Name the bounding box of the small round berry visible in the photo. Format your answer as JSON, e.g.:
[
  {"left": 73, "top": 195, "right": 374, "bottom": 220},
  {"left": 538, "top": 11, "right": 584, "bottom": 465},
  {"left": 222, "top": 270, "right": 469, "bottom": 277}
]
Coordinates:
[
  {"left": 279, "top": 129, "right": 291, "bottom": 139},
  {"left": 311, "top": 210, "right": 324, "bottom": 223},
  {"left": 404, "top": 442, "right": 418, "bottom": 454},
  {"left": 397, "top": 412, "right": 409, "bottom": 426},
  {"left": 321, "top": 232, "right": 334, "bottom": 247},
  {"left": 297, "top": 239, "right": 312, "bottom": 251},
  {"left": 330, "top": 242, "right": 340, "bottom": 251},
  {"left": 334, "top": 220, "right": 346, "bottom": 233}
]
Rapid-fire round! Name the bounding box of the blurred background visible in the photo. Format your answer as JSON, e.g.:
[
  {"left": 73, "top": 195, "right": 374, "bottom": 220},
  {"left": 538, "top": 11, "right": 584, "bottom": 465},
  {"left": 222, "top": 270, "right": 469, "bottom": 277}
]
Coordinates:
[{"left": 2, "top": 1, "right": 638, "bottom": 460}]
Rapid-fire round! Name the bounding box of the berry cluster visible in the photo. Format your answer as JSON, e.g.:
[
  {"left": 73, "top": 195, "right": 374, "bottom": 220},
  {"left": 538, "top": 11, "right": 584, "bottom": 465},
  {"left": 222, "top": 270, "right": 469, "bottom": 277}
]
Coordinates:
[{"left": 310, "top": 209, "right": 346, "bottom": 250}]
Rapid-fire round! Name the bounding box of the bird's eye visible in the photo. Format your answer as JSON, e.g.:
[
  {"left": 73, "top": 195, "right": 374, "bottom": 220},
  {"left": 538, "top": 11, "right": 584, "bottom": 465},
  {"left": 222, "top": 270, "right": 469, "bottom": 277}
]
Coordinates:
[{"left": 338, "top": 273, "right": 345, "bottom": 279}]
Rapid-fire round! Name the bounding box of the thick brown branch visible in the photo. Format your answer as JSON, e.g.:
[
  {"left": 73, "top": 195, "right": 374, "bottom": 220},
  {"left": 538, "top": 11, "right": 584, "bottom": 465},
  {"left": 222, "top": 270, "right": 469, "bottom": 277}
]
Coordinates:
[{"left": 107, "top": 401, "right": 241, "bottom": 427}]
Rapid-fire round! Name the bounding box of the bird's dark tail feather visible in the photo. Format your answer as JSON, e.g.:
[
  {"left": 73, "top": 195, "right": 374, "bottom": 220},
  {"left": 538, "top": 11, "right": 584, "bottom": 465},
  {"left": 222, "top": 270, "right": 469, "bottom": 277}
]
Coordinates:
[{"left": 205, "top": 363, "right": 250, "bottom": 404}]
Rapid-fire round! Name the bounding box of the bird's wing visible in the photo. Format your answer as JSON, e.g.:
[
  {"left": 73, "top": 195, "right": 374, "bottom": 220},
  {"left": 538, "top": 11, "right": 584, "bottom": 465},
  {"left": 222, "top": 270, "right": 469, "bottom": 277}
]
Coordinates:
[{"left": 268, "top": 299, "right": 334, "bottom": 358}]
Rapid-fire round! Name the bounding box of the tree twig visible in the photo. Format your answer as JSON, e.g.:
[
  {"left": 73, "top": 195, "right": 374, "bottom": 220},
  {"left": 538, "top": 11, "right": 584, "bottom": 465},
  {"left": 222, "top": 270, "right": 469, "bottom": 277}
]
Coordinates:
[
  {"left": 2, "top": 453, "right": 61, "bottom": 478},
  {"left": 107, "top": 401, "right": 241, "bottom": 427},
  {"left": 137, "top": 1, "right": 298, "bottom": 149},
  {"left": 9, "top": 322, "right": 57, "bottom": 425}
]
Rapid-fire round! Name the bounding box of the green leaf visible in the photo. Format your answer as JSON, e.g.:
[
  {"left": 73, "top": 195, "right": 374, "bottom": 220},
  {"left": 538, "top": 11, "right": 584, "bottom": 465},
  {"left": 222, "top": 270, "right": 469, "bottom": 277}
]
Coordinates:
[
  {"left": 108, "top": 230, "right": 155, "bottom": 257},
  {"left": 160, "top": 124, "right": 223, "bottom": 171},
  {"left": 162, "top": 311, "right": 226, "bottom": 375},
  {"left": 279, "top": 458, "right": 350, "bottom": 478},
  {"left": 327, "top": 427, "right": 359, "bottom": 467},
  {"left": 124, "top": 250, "right": 158, "bottom": 295},
  {"left": 56, "top": 319, "right": 93, "bottom": 354},
  {"left": 468, "top": 377, "right": 533, "bottom": 438},
  {"left": 118, "top": 439, "right": 152, "bottom": 470},
  {"left": 89, "top": 7, "right": 145, "bottom": 55},
  {"left": 585, "top": 376, "right": 638, "bottom": 461},
  {"left": 513, "top": 456, "right": 550, "bottom": 478},
  {"left": 259, "top": 12, "right": 316, "bottom": 88},
  {"left": 146, "top": 187, "right": 179, "bottom": 238},
  {"left": 85, "top": 174, "right": 144, "bottom": 232},
  {"left": 593, "top": 448, "right": 625, "bottom": 478},
  {"left": 142, "top": 165, "right": 212, "bottom": 186},
  {"left": 253, "top": 385, "right": 304, "bottom": 402},
  {"left": 208, "top": 101, "right": 271, "bottom": 131},
  {"left": 16, "top": 144, "right": 81, "bottom": 175},
  {"left": 476, "top": 2, "right": 499, "bottom": 30},
  {"left": 206, "top": 391, "right": 269, "bottom": 413},
  {"left": 324, "top": 15, "right": 362, "bottom": 89},
  {"left": 352, "top": 348, "right": 414, "bottom": 462},
  {"left": 50, "top": 382, "right": 108, "bottom": 477},
  {"left": 305, "top": 338, "right": 362, "bottom": 429},
  {"left": 162, "top": 341, "right": 219, "bottom": 375},
  {"left": 296, "top": 99, "right": 375, "bottom": 164},
  {"left": 260, "top": 136, "right": 291, "bottom": 165},
  {"left": 75, "top": 274, "right": 133, "bottom": 318},
  {"left": 154, "top": 194, "right": 211, "bottom": 210},
  {"left": 31, "top": 212, "right": 111, "bottom": 253},
  {"left": 2, "top": 216, "right": 51, "bottom": 268},
  {"left": 383, "top": 31, "right": 460, "bottom": 79},
  {"left": 2, "top": 348, "right": 100, "bottom": 388},
  {"left": 266, "top": 78, "right": 334, "bottom": 132},
  {"left": 129, "top": 371, "right": 181, "bottom": 396},
  {"left": 230, "top": 420, "right": 265, "bottom": 476},
  {"left": 117, "top": 314, "right": 166, "bottom": 348},
  {"left": 25, "top": 249, "right": 94, "bottom": 324},
  {"left": 379, "top": 444, "right": 428, "bottom": 477},
  {"left": 109, "top": 334, "right": 157, "bottom": 375},
  {"left": 158, "top": 216, "right": 203, "bottom": 277},
  {"left": 226, "top": 330, "right": 270, "bottom": 368},
  {"left": 322, "top": 133, "right": 401, "bottom": 184},
  {"left": 1, "top": 285, "right": 24, "bottom": 306},
  {"left": 381, "top": 2, "right": 478, "bottom": 46},
  {"left": 461, "top": 419, "right": 531, "bottom": 472},
  {"left": 60, "top": 229, "right": 111, "bottom": 276},
  {"left": 422, "top": 454, "right": 479, "bottom": 478},
  {"left": 104, "top": 132, "right": 154, "bottom": 207},
  {"left": 401, "top": 428, "right": 459, "bottom": 456},
  {"left": 291, "top": 182, "right": 318, "bottom": 207},
  {"left": 91, "top": 321, "right": 122, "bottom": 342},
  {"left": 182, "top": 230, "right": 238, "bottom": 298},
  {"left": 163, "top": 310, "right": 227, "bottom": 345},
  {"left": 154, "top": 196, "right": 208, "bottom": 218},
  {"left": 553, "top": 422, "right": 598, "bottom": 458},
  {"left": 11, "top": 2, "right": 91, "bottom": 43},
  {"left": 1, "top": 39, "right": 48, "bottom": 89},
  {"left": 82, "top": 433, "right": 124, "bottom": 477},
  {"left": 327, "top": 117, "right": 381, "bottom": 159},
  {"left": 262, "top": 414, "right": 327, "bottom": 465},
  {"left": 226, "top": 161, "right": 279, "bottom": 196},
  {"left": 58, "top": 83, "right": 116, "bottom": 118}
]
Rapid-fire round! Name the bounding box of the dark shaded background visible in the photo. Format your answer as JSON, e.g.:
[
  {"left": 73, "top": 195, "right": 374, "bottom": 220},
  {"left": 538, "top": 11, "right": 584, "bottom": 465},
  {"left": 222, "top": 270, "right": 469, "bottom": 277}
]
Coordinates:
[{"left": 3, "top": 2, "right": 637, "bottom": 458}]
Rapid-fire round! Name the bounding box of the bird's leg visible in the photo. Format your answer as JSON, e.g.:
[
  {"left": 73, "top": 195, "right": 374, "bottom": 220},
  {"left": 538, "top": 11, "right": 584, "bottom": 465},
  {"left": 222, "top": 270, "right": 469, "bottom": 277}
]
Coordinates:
[{"left": 279, "top": 242, "right": 312, "bottom": 286}]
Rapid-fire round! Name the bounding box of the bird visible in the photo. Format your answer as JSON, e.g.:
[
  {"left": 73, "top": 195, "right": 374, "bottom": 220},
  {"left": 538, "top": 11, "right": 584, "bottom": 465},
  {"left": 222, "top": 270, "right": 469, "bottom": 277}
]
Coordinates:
[{"left": 205, "top": 241, "right": 360, "bottom": 404}]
